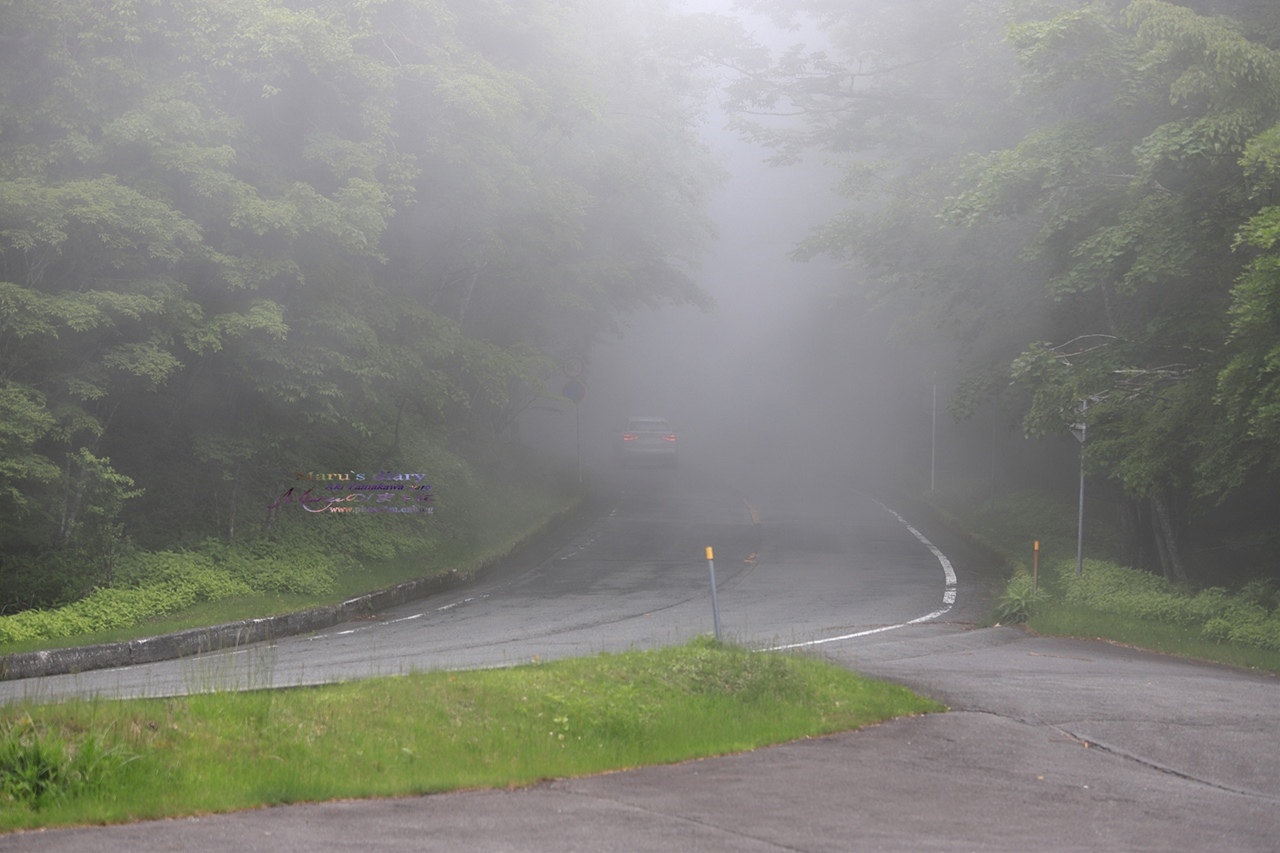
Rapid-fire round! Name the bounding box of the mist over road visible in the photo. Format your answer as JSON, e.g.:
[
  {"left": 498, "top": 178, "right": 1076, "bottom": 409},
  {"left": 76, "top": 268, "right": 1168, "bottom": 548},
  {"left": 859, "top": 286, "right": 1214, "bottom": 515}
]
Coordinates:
[
  {"left": 0, "top": 458, "right": 983, "bottom": 705},
  {"left": 9, "top": 460, "right": 1280, "bottom": 853}
]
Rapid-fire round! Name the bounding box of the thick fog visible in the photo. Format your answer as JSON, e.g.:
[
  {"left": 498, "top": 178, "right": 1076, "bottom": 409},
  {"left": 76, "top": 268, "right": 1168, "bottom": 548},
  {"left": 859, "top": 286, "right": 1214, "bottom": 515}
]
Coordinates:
[
  {"left": 6, "top": 0, "right": 1279, "bottom": 644},
  {"left": 520, "top": 2, "right": 941, "bottom": 492}
]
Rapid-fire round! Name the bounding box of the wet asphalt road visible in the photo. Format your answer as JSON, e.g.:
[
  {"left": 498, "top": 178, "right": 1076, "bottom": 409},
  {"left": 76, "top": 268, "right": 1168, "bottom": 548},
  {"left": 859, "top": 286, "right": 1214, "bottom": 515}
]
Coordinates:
[
  {"left": 0, "top": 461, "right": 976, "bottom": 704},
  {"left": 3, "top": 461, "right": 1278, "bottom": 851}
]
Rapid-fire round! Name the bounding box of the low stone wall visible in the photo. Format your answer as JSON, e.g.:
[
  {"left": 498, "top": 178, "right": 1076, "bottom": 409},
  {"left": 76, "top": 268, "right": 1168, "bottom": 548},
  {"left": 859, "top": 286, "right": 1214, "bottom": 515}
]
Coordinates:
[{"left": 0, "top": 493, "right": 588, "bottom": 682}]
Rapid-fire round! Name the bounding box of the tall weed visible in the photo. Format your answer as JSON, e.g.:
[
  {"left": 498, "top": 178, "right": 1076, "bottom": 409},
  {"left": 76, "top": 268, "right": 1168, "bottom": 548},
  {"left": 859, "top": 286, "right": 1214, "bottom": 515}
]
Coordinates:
[
  {"left": 0, "top": 716, "right": 132, "bottom": 810},
  {"left": 994, "top": 573, "right": 1047, "bottom": 624}
]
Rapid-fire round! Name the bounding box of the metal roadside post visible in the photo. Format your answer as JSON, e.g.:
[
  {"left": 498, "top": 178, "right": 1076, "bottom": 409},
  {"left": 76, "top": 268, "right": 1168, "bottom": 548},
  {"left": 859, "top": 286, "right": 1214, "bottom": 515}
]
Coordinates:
[
  {"left": 1033, "top": 540, "right": 1040, "bottom": 594},
  {"left": 706, "top": 546, "right": 722, "bottom": 641}
]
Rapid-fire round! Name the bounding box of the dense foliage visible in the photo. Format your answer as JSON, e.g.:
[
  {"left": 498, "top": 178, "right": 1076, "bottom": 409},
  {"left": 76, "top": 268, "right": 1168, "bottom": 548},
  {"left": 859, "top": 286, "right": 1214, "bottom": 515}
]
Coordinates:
[
  {"left": 711, "top": 0, "right": 1280, "bottom": 583},
  {"left": 0, "top": 0, "right": 719, "bottom": 610}
]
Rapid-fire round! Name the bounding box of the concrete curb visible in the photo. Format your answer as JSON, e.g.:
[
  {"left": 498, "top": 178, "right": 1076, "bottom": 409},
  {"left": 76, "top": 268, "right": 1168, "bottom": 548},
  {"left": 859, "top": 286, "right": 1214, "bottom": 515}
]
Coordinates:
[{"left": 0, "top": 497, "right": 585, "bottom": 682}]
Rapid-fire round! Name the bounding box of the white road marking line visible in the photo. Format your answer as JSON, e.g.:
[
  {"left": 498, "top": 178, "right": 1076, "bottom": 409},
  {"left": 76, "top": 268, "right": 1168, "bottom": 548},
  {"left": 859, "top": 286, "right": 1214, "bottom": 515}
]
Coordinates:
[
  {"left": 767, "top": 501, "right": 958, "bottom": 652},
  {"left": 306, "top": 594, "right": 483, "bottom": 643},
  {"left": 876, "top": 503, "right": 957, "bottom": 588}
]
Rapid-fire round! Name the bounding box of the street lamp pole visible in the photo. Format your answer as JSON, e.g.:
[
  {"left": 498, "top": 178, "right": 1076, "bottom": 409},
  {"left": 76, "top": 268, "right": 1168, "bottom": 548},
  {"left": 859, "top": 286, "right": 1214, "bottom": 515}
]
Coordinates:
[
  {"left": 1071, "top": 399, "right": 1090, "bottom": 577},
  {"left": 1076, "top": 439, "right": 1085, "bottom": 576}
]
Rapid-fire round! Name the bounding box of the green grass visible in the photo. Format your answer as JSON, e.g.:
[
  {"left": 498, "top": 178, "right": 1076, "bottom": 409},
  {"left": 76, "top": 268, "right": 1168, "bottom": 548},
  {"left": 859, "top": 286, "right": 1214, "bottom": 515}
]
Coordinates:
[
  {"left": 1029, "top": 604, "right": 1280, "bottom": 671},
  {"left": 925, "top": 486, "right": 1280, "bottom": 672},
  {"left": 0, "top": 488, "right": 578, "bottom": 655},
  {"left": 1015, "top": 558, "right": 1280, "bottom": 670},
  {"left": 0, "top": 638, "right": 943, "bottom": 830}
]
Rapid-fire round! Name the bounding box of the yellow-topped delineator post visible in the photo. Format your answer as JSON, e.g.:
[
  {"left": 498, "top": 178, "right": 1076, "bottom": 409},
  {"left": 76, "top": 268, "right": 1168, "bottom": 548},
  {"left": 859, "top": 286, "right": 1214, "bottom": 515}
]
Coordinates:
[
  {"left": 705, "top": 546, "right": 721, "bottom": 641},
  {"left": 1033, "top": 540, "right": 1040, "bottom": 594}
]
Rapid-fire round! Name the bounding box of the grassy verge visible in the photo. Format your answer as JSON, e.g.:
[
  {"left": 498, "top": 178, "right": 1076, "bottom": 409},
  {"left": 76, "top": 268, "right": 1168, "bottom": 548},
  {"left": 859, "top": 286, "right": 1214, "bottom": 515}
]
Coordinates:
[
  {"left": 1029, "top": 603, "right": 1280, "bottom": 671},
  {"left": 0, "top": 638, "right": 943, "bottom": 831},
  {"left": 925, "top": 486, "right": 1280, "bottom": 672},
  {"left": 0, "top": 474, "right": 579, "bottom": 655}
]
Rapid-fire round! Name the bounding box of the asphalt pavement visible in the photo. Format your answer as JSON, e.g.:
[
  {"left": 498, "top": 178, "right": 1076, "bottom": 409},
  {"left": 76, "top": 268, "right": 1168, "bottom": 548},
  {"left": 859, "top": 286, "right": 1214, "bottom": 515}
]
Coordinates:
[
  {"left": 5, "top": 624, "right": 1278, "bottom": 852},
  {"left": 3, "top": 464, "right": 1278, "bottom": 851}
]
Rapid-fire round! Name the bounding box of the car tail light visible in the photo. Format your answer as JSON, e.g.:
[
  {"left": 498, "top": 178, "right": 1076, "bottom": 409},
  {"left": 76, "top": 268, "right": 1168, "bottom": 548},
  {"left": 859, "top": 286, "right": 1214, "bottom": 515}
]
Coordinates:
[
  {"left": 663, "top": 434, "right": 676, "bottom": 441},
  {"left": 622, "top": 433, "right": 637, "bottom": 441}
]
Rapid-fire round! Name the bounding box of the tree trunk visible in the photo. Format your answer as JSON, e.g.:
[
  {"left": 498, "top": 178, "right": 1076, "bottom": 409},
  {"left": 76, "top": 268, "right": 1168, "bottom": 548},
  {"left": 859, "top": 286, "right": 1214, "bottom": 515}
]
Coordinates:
[
  {"left": 59, "top": 453, "right": 87, "bottom": 545},
  {"left": 1120, "top": 500, "right": 1143, "bottom": 568},
  {"left": 1149, "top": 501, "right": 1170, "bottom": 579},
  {"left": 1151, "top": 491, "right": 1188, "bottom": 583}
]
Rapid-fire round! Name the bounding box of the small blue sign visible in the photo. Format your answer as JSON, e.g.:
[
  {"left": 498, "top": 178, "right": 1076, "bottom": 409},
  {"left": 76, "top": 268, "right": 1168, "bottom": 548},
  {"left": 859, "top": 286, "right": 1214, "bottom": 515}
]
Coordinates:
[{"left": 563, "top": 379, "right": 586, "bottom": 404}]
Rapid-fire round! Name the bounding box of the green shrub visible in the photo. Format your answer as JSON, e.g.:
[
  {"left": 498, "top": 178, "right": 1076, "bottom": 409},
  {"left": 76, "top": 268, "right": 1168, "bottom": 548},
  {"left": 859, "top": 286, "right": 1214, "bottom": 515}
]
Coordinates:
[
  {"left": 994, "top": 573, "right": 1048, "bottom": 624},
  {"left": 1058, "top": 560, "right": 1204, "bottom": 625},
  {"left": 1202, "top": 612, "right": 1280, "bottom": 650},
  {"left": 1187, "top": 587, "right": 1235, "bottom": 621},
  {"left": 206, "top": 542, "right": 341, "bottom": 597},
  {"left": 1238, "top": 579, "right": 1280, "bottom": 611},
  {"left": 0, "top": 567, "right": 259, "bottom": 644},
  {"left": 1039, "top": 558, "right": 1280, "bottom": 653},
  {"left": 0, "top": 509, "right": 431, "bottom": 644}
]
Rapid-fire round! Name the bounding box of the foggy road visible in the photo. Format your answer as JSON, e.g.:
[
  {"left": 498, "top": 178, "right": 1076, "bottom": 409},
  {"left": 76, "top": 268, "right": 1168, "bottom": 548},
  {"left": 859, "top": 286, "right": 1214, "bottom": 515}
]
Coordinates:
[
  {"left": 0, "top": 460, "right": 984, "bottom": 705},
  {"left": 5, "top": 1, "right": 1280, "bottom": 849},
  {"left": 9, "top": 462, "right": 1280, "bottom": 852}
]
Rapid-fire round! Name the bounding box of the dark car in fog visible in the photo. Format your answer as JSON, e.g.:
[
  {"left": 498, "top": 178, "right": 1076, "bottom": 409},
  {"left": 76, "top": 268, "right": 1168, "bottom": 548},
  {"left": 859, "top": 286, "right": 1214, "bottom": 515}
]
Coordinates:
[{"left": 618, "top": 416, "right": 677, "bottom": 467}]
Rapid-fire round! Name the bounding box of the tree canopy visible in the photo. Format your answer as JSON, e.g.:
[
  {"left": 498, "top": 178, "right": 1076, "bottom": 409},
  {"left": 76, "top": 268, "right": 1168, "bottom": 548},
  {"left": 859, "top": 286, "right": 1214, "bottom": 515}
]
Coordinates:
[
  {"left": 0, "top": 0, "right": 720, "bottom": 606},
  {"left": 709, "top": 0, "right": 1280, "bottom": 581}
]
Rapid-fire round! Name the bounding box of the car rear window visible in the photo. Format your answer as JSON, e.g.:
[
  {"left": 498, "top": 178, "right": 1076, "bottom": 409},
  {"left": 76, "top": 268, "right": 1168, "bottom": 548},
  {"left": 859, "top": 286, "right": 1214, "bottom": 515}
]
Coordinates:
[{"left": 628, "top": 419, "right": 670, "bottom": 431}]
